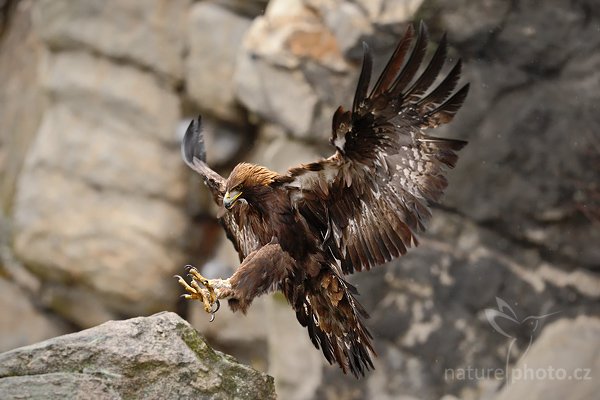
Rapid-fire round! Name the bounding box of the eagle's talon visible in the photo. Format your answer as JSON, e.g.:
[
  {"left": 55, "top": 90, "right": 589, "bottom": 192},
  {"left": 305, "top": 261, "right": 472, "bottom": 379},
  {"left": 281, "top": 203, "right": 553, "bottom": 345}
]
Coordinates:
[
  {"left": 175, "top": 275, "right": 198, "bottom": 294},
  {"left": 177, "top": 266, "right": 221, "bottom": 319}
]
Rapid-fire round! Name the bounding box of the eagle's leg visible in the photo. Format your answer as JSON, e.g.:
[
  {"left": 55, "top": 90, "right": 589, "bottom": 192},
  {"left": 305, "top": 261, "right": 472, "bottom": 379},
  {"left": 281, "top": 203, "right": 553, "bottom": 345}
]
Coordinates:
[{"left": 175, "top": 266, "right": 233, "bottom": 320}]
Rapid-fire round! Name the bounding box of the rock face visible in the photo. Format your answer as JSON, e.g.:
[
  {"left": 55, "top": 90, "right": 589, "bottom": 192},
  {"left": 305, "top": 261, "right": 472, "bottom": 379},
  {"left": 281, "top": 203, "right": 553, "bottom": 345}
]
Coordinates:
[
  {"left": 0, "top": 277, "right": 69, "bottom": 353},
  {"left": 0, "top": 0, "right": 44, "bottom": 211},
  {"left": 34, "top": 0, "right": 190, "bottom": 82},
  {"left": 0, "top": 312, "right": 276, "bottom": 400},
  {"left": 7, "top": 0, "right": 189, "bottom": 329},
  {"left": 186, "top": 2, "right": 252, "bottom": 124},
  {"left": 1, "top": 0, "right": 598, "bottom": 399},
  {"left": 431, "top": 0, "right": 600, "bottom": 269}
]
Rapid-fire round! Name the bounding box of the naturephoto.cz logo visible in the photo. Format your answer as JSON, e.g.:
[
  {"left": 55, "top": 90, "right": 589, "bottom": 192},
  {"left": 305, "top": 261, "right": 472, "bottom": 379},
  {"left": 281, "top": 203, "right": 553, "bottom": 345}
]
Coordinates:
[{"left": 444, "top": 297, "right": 593, "bottom": 383}]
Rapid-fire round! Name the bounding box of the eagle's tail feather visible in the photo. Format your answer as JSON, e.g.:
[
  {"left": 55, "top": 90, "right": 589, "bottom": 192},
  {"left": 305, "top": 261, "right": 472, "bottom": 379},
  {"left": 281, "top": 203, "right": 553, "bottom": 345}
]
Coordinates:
[{"left": 292, "top": 270, "right": 375, "bottom": 378}]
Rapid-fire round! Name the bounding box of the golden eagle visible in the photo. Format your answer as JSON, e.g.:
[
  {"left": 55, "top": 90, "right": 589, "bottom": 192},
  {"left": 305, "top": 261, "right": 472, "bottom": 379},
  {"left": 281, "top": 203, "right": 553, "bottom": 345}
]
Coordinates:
[{"left": 176, "top": 22, "right": 469, "bottom": 378}]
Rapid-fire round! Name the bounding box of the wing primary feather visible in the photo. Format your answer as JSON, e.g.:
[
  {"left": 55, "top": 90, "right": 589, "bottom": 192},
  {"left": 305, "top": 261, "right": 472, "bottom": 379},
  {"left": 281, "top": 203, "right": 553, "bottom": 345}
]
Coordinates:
[
  {"left": 404, "top": 33, "right": 447, "bottom": 99},
  {"left": 370, "top": 24, "right": 415, "bottom": 98},
  {"left": 388, "top": 21, "right": 429, "bottom": 98},
  {"left": 182, "top": 115, "right": 206, "bottom": 167},
  {"left": 352, "top": 42, "right": 373, "bottom": 114},
  {"left": 417, "top": 59, "right": 462, "bottom": 109},
  {"left": 181, "top": 115, "right": 226, "bottom": 201},
  {"left": 426, "top": 83, "right": 470, "bottom": 124}
]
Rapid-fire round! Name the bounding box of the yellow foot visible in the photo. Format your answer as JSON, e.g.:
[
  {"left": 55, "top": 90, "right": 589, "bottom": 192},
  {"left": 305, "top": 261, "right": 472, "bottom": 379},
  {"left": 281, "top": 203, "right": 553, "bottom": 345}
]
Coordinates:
[{"left": 175, "top": 265, "right": 221, "bottom": 321}]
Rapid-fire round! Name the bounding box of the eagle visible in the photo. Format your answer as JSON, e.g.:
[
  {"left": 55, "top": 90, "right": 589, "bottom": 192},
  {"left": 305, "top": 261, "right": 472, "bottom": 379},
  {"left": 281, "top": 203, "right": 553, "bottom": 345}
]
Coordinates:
[{"left": 176, "top": 22, "right": 469, "bottom": 378}]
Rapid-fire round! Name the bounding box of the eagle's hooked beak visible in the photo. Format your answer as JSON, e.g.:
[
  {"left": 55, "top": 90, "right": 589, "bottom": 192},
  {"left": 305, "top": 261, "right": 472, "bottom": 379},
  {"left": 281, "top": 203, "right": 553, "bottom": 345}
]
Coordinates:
[{"left": 223, "top": 190, "right": 242, "bottom": 210}]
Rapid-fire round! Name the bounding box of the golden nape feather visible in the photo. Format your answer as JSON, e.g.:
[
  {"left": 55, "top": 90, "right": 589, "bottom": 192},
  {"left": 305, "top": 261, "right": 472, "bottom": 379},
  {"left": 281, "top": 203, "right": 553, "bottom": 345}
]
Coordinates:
[{"left": 177, "top": 21, "right": 468, "bottom": 378}]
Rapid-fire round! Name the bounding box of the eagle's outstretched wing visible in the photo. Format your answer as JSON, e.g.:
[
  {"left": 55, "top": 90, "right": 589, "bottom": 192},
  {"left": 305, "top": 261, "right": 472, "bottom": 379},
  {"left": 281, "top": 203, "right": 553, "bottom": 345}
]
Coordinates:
[
  {"left": 182, "top": 117, "right": 262, "bottom": 259},
  {"left": 285, "top": 22, "right": 469, "bottom": 274}
]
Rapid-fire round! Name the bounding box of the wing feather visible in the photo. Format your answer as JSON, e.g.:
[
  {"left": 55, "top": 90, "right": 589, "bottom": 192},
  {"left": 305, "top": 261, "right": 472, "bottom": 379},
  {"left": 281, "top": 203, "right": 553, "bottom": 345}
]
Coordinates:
[
  {"left": 404, "top": 33, "right": 447, "bottom": 100},
  {"left": 284, "top": 23, "right": 469, "bottom": 274},
  {"left": 182, "top": 116, "right": 225, "bottom": 200},
  {"left": 182, "top": 116, "right": 262, "bottom": 260},
  {"left": 370, "top": 24, "right": 415, "bottom": 98},
  {"left": 417, "top": 60, "right": 463, "bottom": 111},
  {"left": 388, "top": 21, "right": 429, "bottom": 98},
  {"left": 352, "top": 42, "right": 373, "bottom": 114}
]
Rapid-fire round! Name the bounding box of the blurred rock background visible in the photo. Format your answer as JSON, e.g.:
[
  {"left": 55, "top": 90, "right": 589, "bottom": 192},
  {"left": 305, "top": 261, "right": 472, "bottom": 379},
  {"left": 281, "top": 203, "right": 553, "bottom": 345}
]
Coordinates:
[{"left": 0, "top": 0, "right": 598, "bottom": 399}]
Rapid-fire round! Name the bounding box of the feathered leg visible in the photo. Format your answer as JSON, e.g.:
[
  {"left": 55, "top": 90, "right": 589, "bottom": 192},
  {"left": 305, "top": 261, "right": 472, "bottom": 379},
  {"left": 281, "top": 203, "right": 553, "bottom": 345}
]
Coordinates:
[{"left": 177, "top": 241, "right": 295, "bottom": 319}]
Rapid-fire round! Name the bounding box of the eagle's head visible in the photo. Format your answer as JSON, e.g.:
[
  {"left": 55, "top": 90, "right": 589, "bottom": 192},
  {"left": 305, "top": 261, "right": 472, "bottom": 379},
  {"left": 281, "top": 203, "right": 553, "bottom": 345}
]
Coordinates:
[{"left": 223, "top": 163, "right": 279, "bottom": 210}]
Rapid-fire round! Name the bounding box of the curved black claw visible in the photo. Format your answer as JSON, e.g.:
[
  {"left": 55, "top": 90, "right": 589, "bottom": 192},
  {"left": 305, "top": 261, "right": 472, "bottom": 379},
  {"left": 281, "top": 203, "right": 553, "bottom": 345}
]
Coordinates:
[
  {"left": 212, "top": 299, "right": 221, "bottom": 313},
  {"left": 208, "top": 300, "right": 220, "bottom": 322},
  {"left": 209, "top": 299, "right": 221, "bottom": 322},
  {"left": 184, "top": 264, "right": 195, "bottom": 272}
]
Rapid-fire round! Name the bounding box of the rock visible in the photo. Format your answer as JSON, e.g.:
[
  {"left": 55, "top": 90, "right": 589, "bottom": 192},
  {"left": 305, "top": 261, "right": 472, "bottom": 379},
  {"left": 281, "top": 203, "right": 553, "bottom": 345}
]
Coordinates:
[
  {"left": 188, "top": 235, "right": 270, "bottom": 372},
  {"left": 23, "top": 102, "right": 184, "bottom": 201},
  {"left": 13, "top": 56, "right": 189, "bottom": 319},
  {"left": 421, "top": 0, "right": 509, "bottom": 46},
  {"left": 353, "top": 0, "right": 423, "bottom": 27},
  {"left": 213, "top": 0, "right": 269, "bottom": 18},
  {"left": 235, "top": 40, "right": 321, "bottom": 138},
  {"left": 40, "top": 50, "right": 181, "bottom": 143},
  {"left": 0, "top": 277, "right": 69, "bottom": 353},
  {"left": 0, "top": 210, "right": 40, "bottom": 294},
  {"left": 186, "top": 2, "right": 252, "bottom": 124},
  {"left": 38, "top": 283, "right": 120, "bottom": 329},
  {"left": 248, "top": 128, "right": 325, "bottom": 173},
  {"left": 234, "top": 0, "right": 357, "bottom": 140},
  {"left": 0, "top": 0, "right": 44, "bottom": 211},
  {"left": 32, "top": 0, "right": 190, "bottom": 83},
  {"left": 266, "top": 293, "right": 323, "bottom": 400},
  {"left": 13, "top": 147, "right": 188, "bottom": 317},
  {"left": 305, "top": 0, "right": 373, "bottom": 56},
  {"left": 425, "top": 0, "right": 600, "bottom": 267},
  {"left": 495, "top": 316, "right": 599, "bottom": 400},
  {"left": 190, "top": 296, "right": 270, "bottom": 372},
  {"left": 0, "top": 312, "right": 276, "bottom": 399}
]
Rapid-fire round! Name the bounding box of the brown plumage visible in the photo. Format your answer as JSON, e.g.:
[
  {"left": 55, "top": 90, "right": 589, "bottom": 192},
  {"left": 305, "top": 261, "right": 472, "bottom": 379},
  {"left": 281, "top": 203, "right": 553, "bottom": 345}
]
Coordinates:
[{"left": 179, "top": 22, "right": 469, "bottom": 378}]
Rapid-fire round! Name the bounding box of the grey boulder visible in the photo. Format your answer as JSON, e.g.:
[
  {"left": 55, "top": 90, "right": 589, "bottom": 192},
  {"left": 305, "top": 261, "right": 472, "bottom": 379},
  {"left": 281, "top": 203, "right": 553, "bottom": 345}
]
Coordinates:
[{"left": 0, "top": 312, "right": 275, "bottom": 400}]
